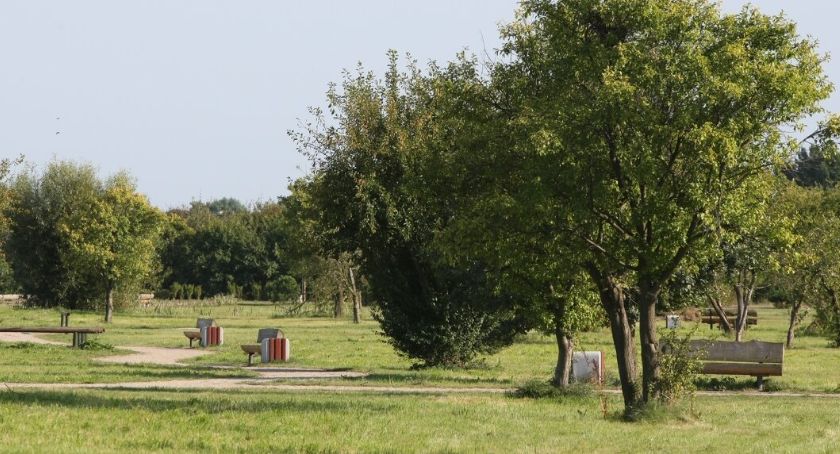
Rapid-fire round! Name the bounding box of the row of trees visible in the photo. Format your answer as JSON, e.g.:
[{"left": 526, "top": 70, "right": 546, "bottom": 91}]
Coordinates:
[
  {"left": 2, "top": 162, "right": 161, "bottom": 322},
  {"left": 294, "top": 0, "right": 838, "bottom": 417},
  {"left": 0, "top": 162, "right": 367, "bottom": 322}
]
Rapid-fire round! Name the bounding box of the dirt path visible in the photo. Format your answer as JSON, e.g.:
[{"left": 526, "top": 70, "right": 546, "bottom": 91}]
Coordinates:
[
  {"left": 0, "top": 379, "right": 503, "bottom": 394},
  {"left": 0, "top": 331, "right": 368, "bottom": 382},
  {"left": 0, "top": 332, "right": 215, "bottom": 366},
  {"left": 0, "top": 332, "right": 65, "bottom": 346},
  {"left": 95, "top": 346, "right": 215, "bottom": 365},
  {"left": 3, "top": 379, "right": 840, "bottom": 398},
  {"left": 5, "top": 332, "right": 839, "bottom": 397}
]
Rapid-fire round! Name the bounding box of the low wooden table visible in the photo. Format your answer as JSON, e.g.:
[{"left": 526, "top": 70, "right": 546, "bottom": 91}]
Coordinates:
[{"left": 0, "top": 327, "right": 105, "bottom": 348}]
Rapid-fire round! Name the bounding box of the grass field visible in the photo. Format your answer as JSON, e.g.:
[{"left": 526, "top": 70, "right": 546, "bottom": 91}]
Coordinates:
[{"left": 1, "top": 300, "right": 839, "bottom": 452}]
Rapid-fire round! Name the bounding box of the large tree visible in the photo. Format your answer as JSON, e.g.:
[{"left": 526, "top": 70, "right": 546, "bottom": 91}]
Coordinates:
[
  {"left": 6, "top": 161, "right": 162, "bottom": 317},
  {"left": 59, "top": 173, "right": 163, "bottom": 322},
  {"left": 501, "top": 0, "right": 830, "bottom": 412}
]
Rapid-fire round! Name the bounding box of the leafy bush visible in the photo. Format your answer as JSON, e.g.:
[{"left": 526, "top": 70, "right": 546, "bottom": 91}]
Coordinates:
[
  {"left": 78, "top": 338, "right": 114, "bottom": 350},
  {"left": 170, "top": 283, "right": 183, "bottom": 300},
  {"left": 654, "top": 327, "right": 702, "bottom": 405},
  {"left": 510, "top": 379, "right": 593, "bottom": 399},
  {"left": 813, "top": 303, "right": 840, "bottom": 346},
  {"left": 373, "top": 264, "right": 528, "bottom": 368},
  {"left": 266, "top": 275, "right": 299, "bottom": 302}
]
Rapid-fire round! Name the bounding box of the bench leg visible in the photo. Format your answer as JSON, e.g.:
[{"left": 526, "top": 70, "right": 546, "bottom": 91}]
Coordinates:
[
  {"left": 247, "top": 353, "right": 254, "bottom": 367},
  {"left": 756, "top": 376, "right": 765, "bottom": 391},
  {"left": 72, "top": 332, "right": 87, "bottom": 348},
  {"left": 189, "top": 337, "right": 194, "bottom": 348}
]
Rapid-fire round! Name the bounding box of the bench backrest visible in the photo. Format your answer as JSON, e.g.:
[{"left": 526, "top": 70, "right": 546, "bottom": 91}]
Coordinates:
[
  {"left": 257, "top": 328, "right": 284, "bottom": 343},
  {"left": 196, "top": 318, "right": 215, "bottom": 329},
  {"left": 687, "top": 340, "right": 784, "bottom": 363},
  {"left": 703, "top": 309, "right": 757, "bottom": 317}
]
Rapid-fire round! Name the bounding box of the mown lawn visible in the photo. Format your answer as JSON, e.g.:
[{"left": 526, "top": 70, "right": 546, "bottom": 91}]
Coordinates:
[
  {"left": 2, "top": 301, "right": 840, "bottom": 452},
  {"left": 1, "top": 300, "right": 839, "bottom": 392},
  {"left": 0, "top": 389, "right": 838, "bottom": 453}
]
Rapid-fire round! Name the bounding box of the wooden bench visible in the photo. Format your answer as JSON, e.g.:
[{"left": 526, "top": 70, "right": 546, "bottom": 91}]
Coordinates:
[
  {"left": 184, "top": 318, "right": 215, "bottom": 348},
  {"left": 0, "top": 327, "right": 105, "bottom": 348},
  {"left": 665, "top": 339, "right": 784, "bottom": 390},
  {"left": 703, "top": 309, "right": 757, "bottom": 330},
  {"left": 241, "top": 328, "right": 283, "bottom": 366}
]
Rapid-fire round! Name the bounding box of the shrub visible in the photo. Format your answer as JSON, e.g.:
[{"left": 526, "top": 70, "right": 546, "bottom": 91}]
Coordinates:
[
  {"left": 170, "top": 283, "right": 183, "bottom": 300},
  {"left": 654, "top": 327, "right": 702, "bottom": 405},
  {"left": 510, "top": 379, "right": 593, "bottom": 399},
  {"left": 266, "top": 275, "right": 299, "bottom": 302},
  {"left": 248, "top": 282, "right": 262, "bottom": 301},
  {"left": 373, "top": 264, "right": 528, "bottom": 368},
  {"left": 814, "top": 304, "right": 840, "bottom": 346}
]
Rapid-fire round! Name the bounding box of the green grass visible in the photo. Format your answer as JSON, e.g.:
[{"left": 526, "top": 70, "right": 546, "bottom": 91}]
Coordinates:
[
  {"left": 3, "top": 300, "right": 840, "bottom": 452},
  {"left": 0, "top": 388, "right": 838, "bottom": 453},
  {"left": 2, "top": 301, "right": 840, "bottom": 392}
]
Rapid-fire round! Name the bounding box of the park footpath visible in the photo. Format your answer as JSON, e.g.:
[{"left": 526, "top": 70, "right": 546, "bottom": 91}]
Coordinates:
[{"left": 3, "top": 332, "right": 840, "bottom": 398}]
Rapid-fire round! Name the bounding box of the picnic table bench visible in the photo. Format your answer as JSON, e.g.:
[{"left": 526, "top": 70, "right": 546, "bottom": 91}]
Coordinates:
[
  {"left": 664, "top": 339, "right": 784, "bottom": 390},
  {"left": 241, "top": 328, "right": 284, "bottom": 366},
  {"left": 702, "top": 308, "right": 757, "bottom": 330},
  {"left": 0, "top": 327, "right": 105, "bottom": 347},
  {"left": 183, "top": 318, "right": 216, "bottom": 347}
]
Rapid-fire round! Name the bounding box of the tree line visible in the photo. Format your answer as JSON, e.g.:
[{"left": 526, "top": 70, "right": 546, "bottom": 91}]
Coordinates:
[{"left": 0, "top": 162, "right": 364, "bottom": 322}]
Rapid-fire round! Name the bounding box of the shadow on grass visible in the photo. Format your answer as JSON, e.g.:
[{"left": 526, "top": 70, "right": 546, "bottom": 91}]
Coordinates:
[
  {"left": 79, "top": 366, "right": 257, "bottom": 381},
  {"left": 694, "top": 376, "right": 787, "bottom": 392},
  {"left": 0, "top": 388, "right": 399, "bottom": 414}
]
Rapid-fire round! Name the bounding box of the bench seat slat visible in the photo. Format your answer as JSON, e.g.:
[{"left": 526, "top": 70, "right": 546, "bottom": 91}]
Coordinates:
[
  {"left": 241, "top": 344, "right": 261, "bottom": 354},
  {"left": 701, "top": 361, "right": 783, "bottom": 377},
  {"left": 0, "top": 327, "right": 105, "bottom": 334},
  {"left": 701, "top": 317, "right": 757, "bottom": 325},
  {"left": 688, "top": 340, "right": 784, "bottom": 363},
  {"left": 703, "top": 309, "right": 758, "bottom": 317}
]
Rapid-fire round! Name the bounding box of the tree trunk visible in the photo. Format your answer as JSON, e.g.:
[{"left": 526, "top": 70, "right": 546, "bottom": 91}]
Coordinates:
[
  {"left": 301, "top": 278, "right": 308, "bottom": 304},
  {"left": 550, "top": 289, "right": 573, "bottom": 387},
  {"left": 734, "top": 270, "right": 755, "bottom": 342},
  {"left": 553, "top": 327, "right": 574, "bottom": 388},
  {"left": 104, "top": 284, "right": 114, "bottom": 323},
  {"left": 786, "top": 300, "right": 802, "bottom": 349},
  {"left": 637, "top": 279, "right": 661, "bottom": 403},
  {"left": 586, "top": 265, "right": 639, "bottom": 412},
  {"left": 334, "top": 288, "right": 344, "bottom": 318},
  {"left": 349, "top": 267, "right": 361, "bottom": 324},
  {"left": 707, "top": 294, "right": 733, "bottom": 335}
]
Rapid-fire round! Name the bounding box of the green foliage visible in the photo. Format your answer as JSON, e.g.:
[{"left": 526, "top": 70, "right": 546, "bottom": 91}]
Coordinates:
[
  {"left": 77, "top": 338, "right": 114, "bottom": 351},
  {"left": 654, "top": 328, "right": 702, "bottom": 405},
  {"left": 497, "top": 0, "right": 831, "bottom": 409},
  {"left": 169, "top": 282, "right": 182, "bottom": 300},
  {"left": 205, "top": 197, "right": 247, "bottom": 216},
  {"left": 510, "top": 379, "right": 593, "bottom": 399},
  {"left": 157, "top": 198, "right": 307, "bottom": 301},
  {"left": 373, "top": 264, "right": 525, "bottom": 368},
  {"left": 4, "top": 162, "right": 162, "bottom": 313},
  {"left": 295, "top": 53, "right": 528, "bottom": 367},
  {"left": 265, "top": 275, "right": 299, "bottom": 302},
  {"left": 5, "top": 162, "right": 107, "bottom": 308}
]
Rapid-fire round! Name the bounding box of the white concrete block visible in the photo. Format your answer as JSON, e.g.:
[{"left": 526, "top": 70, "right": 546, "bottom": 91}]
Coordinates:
[{"left": 572, "top": 351, "right": 604, "bottom": 384}]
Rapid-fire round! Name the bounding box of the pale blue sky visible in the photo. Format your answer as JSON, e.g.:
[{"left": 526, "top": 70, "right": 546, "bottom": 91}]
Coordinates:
[{"left": 1, "top": 1, "right": 837, "bottom": 208}]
